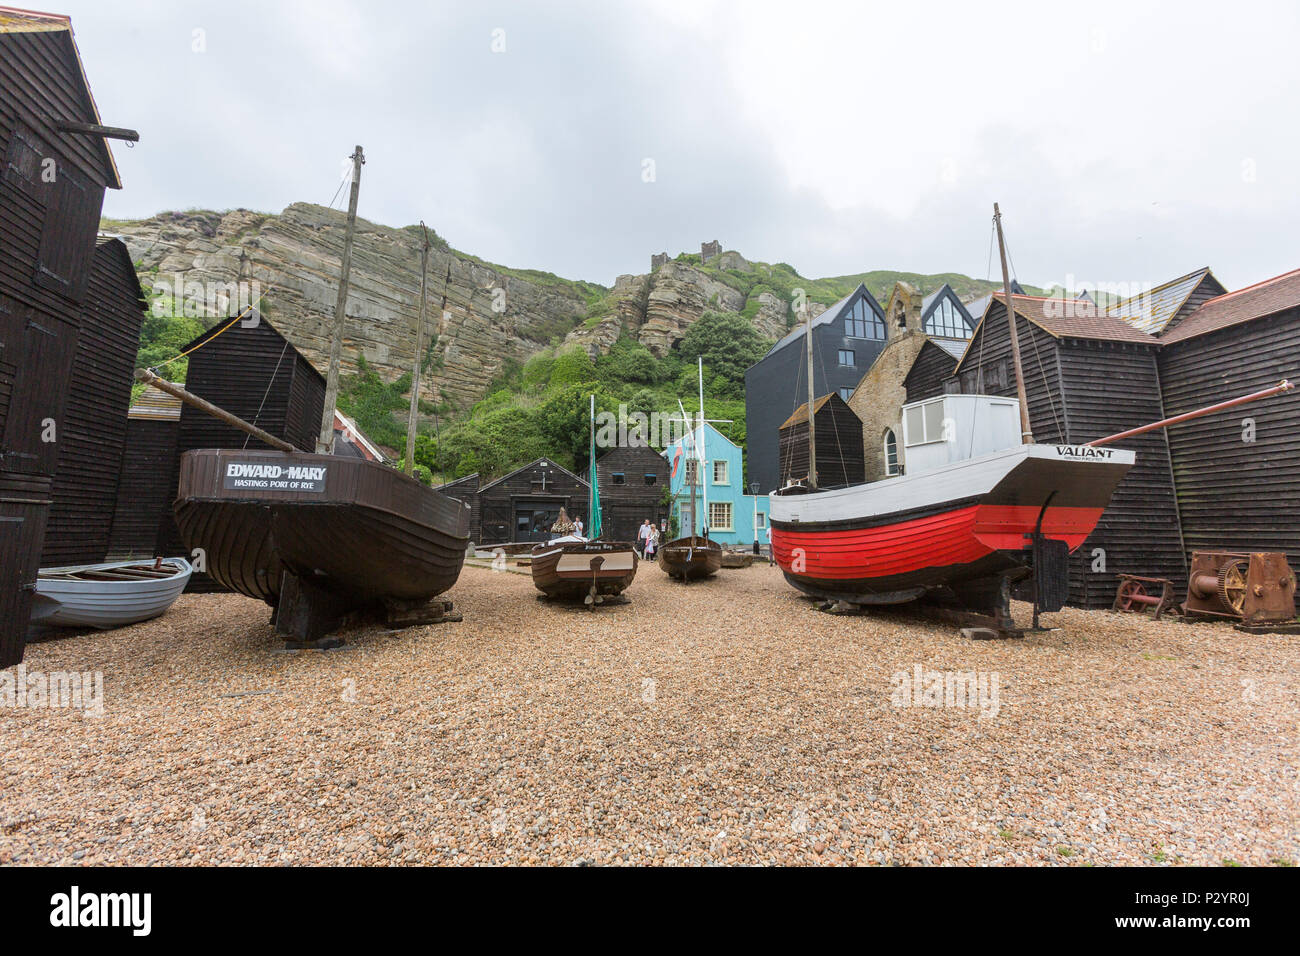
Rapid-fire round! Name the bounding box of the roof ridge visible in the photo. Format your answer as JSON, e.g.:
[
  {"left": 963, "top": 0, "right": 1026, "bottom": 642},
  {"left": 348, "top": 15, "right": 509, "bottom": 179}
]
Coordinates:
[{"left": 1197, "top": 266, "right": 1300, "bottom": 307}]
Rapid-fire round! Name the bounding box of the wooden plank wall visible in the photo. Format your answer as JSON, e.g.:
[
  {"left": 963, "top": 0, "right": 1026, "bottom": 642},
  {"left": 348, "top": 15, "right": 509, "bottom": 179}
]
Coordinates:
[
  {"left": 778, "top": 396, "right": 866, "bottom": 488},
  {"left": 477, "top": 461, "right": 588, "bottom": 544},
  {"left": 108, "top": 417, "right": 180, "bottom": 557},
  {"left": 595, "top": 443, "right": 669, "bottom": 542},
  {"left": 1057, "top": 340, "right": 1186, "bottom": 606},
  {"left": 904, "top": 340, "right": 959, "bottom": 403},
  {"left": 0, "top": 27, "right": 112, "bottom": 665},
  {"left": 42, "top": 240, "right": 144, "bottom": 566},
  {"left": 436, "top": 473, "right": 481, "bottom": 543},
  {"left": 1159, "top": 309, "right": 1300, "bottom": 565}
]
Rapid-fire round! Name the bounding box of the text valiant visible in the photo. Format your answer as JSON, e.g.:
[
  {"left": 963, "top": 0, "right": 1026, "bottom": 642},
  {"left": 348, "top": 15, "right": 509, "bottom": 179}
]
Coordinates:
[
  {"left": 225, "top": 463, "right": 326, "bottom": 481},
  {"left": 1055, "top": 445, "right": 1115, "bottom": 459}
]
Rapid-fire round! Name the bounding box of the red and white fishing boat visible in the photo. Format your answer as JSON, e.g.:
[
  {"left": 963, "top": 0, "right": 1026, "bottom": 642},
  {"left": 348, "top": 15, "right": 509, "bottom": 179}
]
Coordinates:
[{"left": 770, "top": 204, "right": 1291, "bottom": 631}]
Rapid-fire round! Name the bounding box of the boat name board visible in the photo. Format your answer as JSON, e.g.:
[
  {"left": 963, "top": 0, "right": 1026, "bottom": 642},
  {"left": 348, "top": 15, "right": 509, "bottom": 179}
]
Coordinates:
[
  {"left": 223, "top": 461, "right": 328, "bottom": 493},
  {"left": 1054, "top": 445, "right": 1117, "bottom": 460}
]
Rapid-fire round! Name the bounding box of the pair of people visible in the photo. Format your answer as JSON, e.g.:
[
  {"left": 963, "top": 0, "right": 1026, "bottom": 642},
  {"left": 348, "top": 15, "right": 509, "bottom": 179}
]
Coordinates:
[{"left": 637, "top": 519, "right": 661, "bottom": 561}]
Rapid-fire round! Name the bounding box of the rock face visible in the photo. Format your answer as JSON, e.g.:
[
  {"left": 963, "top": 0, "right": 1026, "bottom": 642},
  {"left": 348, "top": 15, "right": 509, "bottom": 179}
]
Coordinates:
[
  {"left": 563, "top": 259, "right": 775, "bottom": 358},
  {"left": 110, "top": 205, "right": 795, "bottom": 408},
  {"left": 110, "top": 203, "right": 592, "bottom": 409}
]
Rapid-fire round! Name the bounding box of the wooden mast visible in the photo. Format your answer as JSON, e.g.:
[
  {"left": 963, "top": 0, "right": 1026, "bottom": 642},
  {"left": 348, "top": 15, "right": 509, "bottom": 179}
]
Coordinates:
[
  {"left": 993, "top": 202, "right": 1034, "bottom": 444},
  {"left": 804, "top": 303, "right": 818, "bottom": 487},
  {"left": 316, "top": 145, "right": 365, "bottom": 453},
  {"left": 698, "top": 356, "right": 708, "bottom": 536},
  {"left": 404, "top": 222, "right": 431, "bottom": 476}
]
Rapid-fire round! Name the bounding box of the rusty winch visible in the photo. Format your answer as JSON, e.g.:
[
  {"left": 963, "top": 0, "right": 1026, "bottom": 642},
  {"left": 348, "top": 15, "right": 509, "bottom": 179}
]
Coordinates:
[{"left": 1182, "top": 551, "right": 1296, "bottom": 624}]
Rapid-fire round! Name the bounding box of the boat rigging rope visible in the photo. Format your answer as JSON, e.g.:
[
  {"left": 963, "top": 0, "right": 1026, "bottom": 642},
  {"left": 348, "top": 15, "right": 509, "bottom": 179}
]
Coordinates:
[
  {"left": 242, "top": 337, "right": 291, "bottom": 449},
  {"left": 813, "top": 333, "right": 850, "bottom": 485}
]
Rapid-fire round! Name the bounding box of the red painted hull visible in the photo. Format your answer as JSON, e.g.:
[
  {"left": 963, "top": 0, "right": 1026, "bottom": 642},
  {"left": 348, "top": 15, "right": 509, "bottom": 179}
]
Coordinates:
[{"left": 769, "top": 446, "right": 1132, "bottom": 604}]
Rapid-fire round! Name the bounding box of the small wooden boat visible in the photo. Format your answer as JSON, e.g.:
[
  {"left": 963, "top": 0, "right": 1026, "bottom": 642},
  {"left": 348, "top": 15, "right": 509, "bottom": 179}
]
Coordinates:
[
  {"left": 659, "top": 535, "right": 723, "bottom": 580},
  {"left": 174, "top": 448, "right": 471, "bottom": 637},
  {"left": 530, "top": 536, "right": 638, "bottom": 603},
  {"left": 720, "top": 550, "right": 757, "bottom": 569},
  {"left": 31, "top": 558, "right": 192, "bottom": 629}
]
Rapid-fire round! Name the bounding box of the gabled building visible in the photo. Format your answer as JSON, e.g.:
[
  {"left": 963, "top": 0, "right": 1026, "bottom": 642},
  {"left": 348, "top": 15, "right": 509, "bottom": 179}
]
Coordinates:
[
  {"left": 847, "top": 281, "right": 973, "bottom": 479},
  {"left": 474, "top": 457, "right": 589, "bottom": 545},
  {"left": 744, "top": 283, "right": 887, "bottom": 492},
  {"left": 595, "top": 442, "right": 669, "bottom": 543},
  {"left": 662, "top": 422, "right": 769, "bottom": 547},
  {"left": 0, "top": 7, "right": 127, "bottom": 664},
  {"left": 777, "top": 393, "right": 865, "bottom": 488}
]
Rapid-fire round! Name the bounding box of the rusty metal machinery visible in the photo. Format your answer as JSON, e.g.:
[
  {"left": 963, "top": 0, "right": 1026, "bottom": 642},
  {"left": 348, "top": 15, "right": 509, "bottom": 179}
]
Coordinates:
[
  {"left": 1182, "top": 551, "right": 1296, "bottom": 624},
  {"left": 1112, "top": 574, "right": 1180, "bottom": 619}
]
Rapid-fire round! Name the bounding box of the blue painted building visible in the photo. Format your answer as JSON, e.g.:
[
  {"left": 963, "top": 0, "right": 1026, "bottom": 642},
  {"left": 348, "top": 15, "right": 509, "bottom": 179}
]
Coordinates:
[{"left": 661, "top": 423, "right": 770, "bottom": 547}]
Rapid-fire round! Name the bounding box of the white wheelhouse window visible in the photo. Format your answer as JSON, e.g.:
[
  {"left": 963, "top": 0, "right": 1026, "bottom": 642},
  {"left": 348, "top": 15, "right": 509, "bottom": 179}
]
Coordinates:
[{"left": 903, "top": 398, "right": 948, "bottom": 447}]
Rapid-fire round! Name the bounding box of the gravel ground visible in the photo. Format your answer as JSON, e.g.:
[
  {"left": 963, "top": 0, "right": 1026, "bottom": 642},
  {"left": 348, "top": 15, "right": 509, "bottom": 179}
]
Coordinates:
[{"left": 2, "top": 562, "right": 1297, "bottom": 866}]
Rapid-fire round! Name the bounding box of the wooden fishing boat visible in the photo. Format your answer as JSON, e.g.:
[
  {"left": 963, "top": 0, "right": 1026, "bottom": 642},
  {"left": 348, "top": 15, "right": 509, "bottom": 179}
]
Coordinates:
[
  {"left": 529, "top": 396, "right": 638, "bottom": 604},
  {"left": 173, "top": 448, "right": 471, "bottom": 635},
  {"left": 658, "top": 535, "right": 723, "bottom": 580},
  {"left": 31, "top": 558, "right": 192, "bottom": 629},
  {"left": 530, "top": 536, "right": 638, "bottom": 603}
]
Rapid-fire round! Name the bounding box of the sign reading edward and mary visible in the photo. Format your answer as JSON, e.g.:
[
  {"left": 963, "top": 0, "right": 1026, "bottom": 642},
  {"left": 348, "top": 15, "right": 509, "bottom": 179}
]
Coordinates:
[{"left": 223, "top": 461, "right": 328, "bottom": 493}]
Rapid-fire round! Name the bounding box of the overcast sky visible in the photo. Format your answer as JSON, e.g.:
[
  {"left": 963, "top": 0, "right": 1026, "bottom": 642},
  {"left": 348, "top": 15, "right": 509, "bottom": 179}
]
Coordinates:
[{"left": 65, "top": 0, "right": 1299, "bottom": 292}]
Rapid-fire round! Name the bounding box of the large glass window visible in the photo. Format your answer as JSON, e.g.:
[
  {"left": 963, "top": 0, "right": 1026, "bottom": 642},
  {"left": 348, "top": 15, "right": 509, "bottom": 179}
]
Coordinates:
[
  {"left": 844, "top": 298, "right": 885, "bottom": 340},
  {"left": 925, "top": 296, "right": 971, "bottom": 338}
]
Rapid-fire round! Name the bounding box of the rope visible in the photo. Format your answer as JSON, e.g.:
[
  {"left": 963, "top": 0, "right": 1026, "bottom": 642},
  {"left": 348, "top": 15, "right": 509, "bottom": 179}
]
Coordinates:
[
  {"left": 813, "top": 333, "right": 849, "bottom": 487},
  {"left": 147, "top": 305, "right": 254, "bottom": 375},
  {"left": 242, "top": 337, "right": 291, "bottom": 449}
]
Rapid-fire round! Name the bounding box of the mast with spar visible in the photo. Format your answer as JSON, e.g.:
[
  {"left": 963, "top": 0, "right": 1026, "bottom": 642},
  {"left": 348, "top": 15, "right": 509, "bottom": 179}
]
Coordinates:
[{"left": 317, "top": 145, "right": 365, "bottom": 454}]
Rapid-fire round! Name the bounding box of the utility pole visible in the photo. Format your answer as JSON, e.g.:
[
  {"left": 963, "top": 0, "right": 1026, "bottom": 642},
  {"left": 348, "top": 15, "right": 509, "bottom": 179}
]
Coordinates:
[
  {"left": 994, "top": 202, "right": 1034, "bottom": 444},
  {"left": 317, "top": 145, "right": 365, "bottom": 454},
  {"left": 404, "top": 222, "right": 431, "bottom": 476}
]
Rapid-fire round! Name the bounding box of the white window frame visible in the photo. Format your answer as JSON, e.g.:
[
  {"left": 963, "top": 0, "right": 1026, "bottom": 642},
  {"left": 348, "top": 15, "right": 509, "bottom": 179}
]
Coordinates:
[
  {"left": 902, "top": 397, "right": 948, "bottom": 448},
  {"left": 755, "top": 511, "right": 767, "bottom": 528},
  {"left": 683, "top": 459, "right": 698, "bottom": 485},
  {"left": 883, "top": 428, "right": 901, "bottom": 476},
  {"left": 712, "top": 459, "right": 728, "bottom": 485},
  {"left": 709, "top": 501, "right": 733, "bottom": 532}
]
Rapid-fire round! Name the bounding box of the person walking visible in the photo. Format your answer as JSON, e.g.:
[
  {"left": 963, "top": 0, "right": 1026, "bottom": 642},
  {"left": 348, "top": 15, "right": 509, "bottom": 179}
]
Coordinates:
[
  {"left": 645, "top": 525, "right": 659, "bottom": 562},
  {"left": 574, "top": 515, "right": 585, "bottom": 538},
  {"left": 637, "top": 518, "right": 652, "bottom": 556}
]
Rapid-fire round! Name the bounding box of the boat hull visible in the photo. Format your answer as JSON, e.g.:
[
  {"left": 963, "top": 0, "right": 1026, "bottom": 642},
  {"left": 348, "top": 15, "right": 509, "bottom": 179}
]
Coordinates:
[
  {"left": 530, "top": 540, "right": 638, "bottom": 600},
  {"left": 174, "top": 449, "right": 472, "bottom": 608},
  {"left": 32, "top": 558, "right": 193, "bottom": 629},
  {"left": 658, "top": 536, "right": 723, "bottom": 580},
  {"left": 770, "top": 444, "right": 1134, "bottom": 604}
]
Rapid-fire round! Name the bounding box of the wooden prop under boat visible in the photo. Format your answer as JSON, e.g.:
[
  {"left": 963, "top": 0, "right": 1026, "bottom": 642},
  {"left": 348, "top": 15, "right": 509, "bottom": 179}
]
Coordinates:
[
  {"left": 658, "top": 535, "right": 722, "bottom": 581},
  {"left": 530, "top": 537, "right": 638, "bottom": 603},
  {"left": 32, "top": 558, "right": 192, "bottom": 629},
  {"left": 173, "top": 448, "right": 471, "bottom": 638}
]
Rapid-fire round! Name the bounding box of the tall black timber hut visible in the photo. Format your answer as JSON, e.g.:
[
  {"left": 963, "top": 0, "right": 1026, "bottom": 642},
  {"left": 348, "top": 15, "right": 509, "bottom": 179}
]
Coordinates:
[
  {"left": 150, "top": 317, "right": 325, "bottom": 580},
  {"left": 946, "top": 294, "right": 1186, "bottom": 607},
  {"left": 42, "top": 238, "right": 146, "bottom": 566},
  {"left": 777, "top": 393, "right": 866, "bottom": 488},
  {"left": 1154, "top": 269, "right": 1300, "bottom": 562},
  {"left": 595, "top": 442, "right": 669, "bottom": 542},
  {"left": 108, "top": 385, "right": 181, "bottom": 558},
  {"left": 0, "top": 8, "right": 126, "bottom": 665}
]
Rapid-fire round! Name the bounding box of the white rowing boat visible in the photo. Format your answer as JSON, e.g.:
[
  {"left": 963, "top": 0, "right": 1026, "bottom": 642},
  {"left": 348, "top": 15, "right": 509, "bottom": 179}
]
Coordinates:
[{"left": 31, "top": 558, "right": 193, "bottom": 629}]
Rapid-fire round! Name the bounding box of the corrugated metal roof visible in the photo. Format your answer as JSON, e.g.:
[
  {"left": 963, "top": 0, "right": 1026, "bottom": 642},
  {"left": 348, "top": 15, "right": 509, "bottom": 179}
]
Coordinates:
[
  {"left": 931, "top": 337, "right": 968, "bottom": 360},
  {"left": 1108, "top": 268, "right": 1213, "bottom": 334}
]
